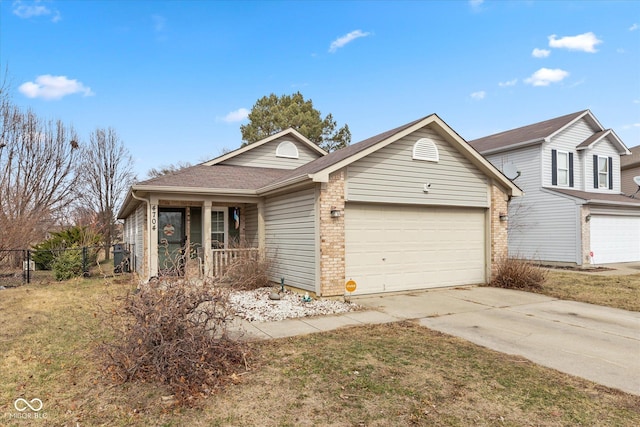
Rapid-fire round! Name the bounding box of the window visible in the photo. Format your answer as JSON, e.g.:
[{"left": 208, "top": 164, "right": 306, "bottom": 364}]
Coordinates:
[
  {"left": 593, "top": 155, "right": 613, "bottom": 190},
  {"left": 211, "top": 210, "right": 225, "bottom": 249},
  {"left": 598, "top": 156, "right": 609, "bottom": 188},
  {"left": 557, "top": 151, "right": 569, "bottom": 186},
  {"left": 276, "top": 140, "right": 299, "bottom": 159},
  {"left": 551, "top": 149, "right": 573, "bottom": 187},
  {"left": 412, "top": 138, "right": 439, "bottom": 162}
]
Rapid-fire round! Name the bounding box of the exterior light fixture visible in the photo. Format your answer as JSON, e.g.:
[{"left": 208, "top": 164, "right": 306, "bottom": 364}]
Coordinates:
[
  {"left": 330, "top": 207, "right": 341, "bottom": 218},
  {"left": 499, "top": 213, "right": 508, "bottom": 221},
  {"left": 585, "top": 214, "right": 591, "bottom": 222}
]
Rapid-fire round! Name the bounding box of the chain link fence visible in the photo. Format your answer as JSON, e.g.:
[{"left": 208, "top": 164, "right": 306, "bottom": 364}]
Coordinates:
[{"left": 0, "top": 244, "right": 134, "bottom": 288}]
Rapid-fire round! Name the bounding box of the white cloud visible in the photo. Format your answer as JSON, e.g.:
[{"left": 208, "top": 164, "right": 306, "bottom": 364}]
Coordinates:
[
  {"left": 532, "top": 48, "right": 550, "bottom": 58},
  {"left": 499, "top": 79, "right": 518, "bottom": 87},
  {"left": 221, "top": 108, "right": 249, "bottom": 123},
  {"left": 470, "top": 91, "right": 486, "bottom": 100},
  {"left": 548, "top": 32, "right": 602, "bottom": 53},
  {"left": 18, "top": 75, "right": 94, "bottom": 100},
  {"left": 469, "top": 0, "right": 484, "bottom": 9},
  {"left": 524, "top": 68, "right": 569, "bottom": 86},
  {"left": 329, "top": 30, "right": 371, "bottom": 53},
  {"left": 622, "top": 123, "right": 640, "bottom": 129},
  {"left": 12, "top": 0, "right": 61, "bottom": 22},
  {"left": 630, "top": 23, "right": 638, "bottom": 31}
]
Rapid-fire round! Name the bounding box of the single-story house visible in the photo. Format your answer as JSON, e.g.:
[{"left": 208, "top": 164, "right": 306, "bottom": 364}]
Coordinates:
[
  {"left": 118, "top": 114, "right": 522, "bottom": 296},
  {"left": 469, "top": 110, "right": 640, "bottom": 265}
]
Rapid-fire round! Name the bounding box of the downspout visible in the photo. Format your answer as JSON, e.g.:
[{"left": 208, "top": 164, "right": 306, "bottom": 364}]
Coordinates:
[{"left": 130, "top": 190, "right": 151, "bottom": 279}]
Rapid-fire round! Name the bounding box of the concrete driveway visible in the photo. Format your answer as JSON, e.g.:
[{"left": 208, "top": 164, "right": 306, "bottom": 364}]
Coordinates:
[{"left": 354, "top": 286, "right": 640, "bottom": 396}]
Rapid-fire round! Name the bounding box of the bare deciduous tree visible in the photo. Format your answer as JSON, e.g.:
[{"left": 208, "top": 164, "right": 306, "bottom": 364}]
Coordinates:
[
  {"left": 146, "top": 161, "right": 192, "bottom": 179},
  {"left": 79, "top": 127, "right": 136, "bottom": 260},
  {"left": 0, "top": 85, "right": 81, "bottom": 258}
]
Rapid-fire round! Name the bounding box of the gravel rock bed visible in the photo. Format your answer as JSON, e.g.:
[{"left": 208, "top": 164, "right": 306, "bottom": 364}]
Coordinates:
[{"left": 229, "top": 287, "right": 360, "bottom": 322}]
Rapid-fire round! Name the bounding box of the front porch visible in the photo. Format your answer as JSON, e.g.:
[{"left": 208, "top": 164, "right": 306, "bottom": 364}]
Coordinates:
[{"left": 128, "top": 197, "right": 266, "bottom": 281}]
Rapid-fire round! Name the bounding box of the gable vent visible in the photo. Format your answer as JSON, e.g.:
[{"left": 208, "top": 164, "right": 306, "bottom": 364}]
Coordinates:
[
  {"left": 276, "top": 140, "right": 299, "bottom": 159},
  {"left": 412, "top": 138, "right": 439, "bottom": 162}
]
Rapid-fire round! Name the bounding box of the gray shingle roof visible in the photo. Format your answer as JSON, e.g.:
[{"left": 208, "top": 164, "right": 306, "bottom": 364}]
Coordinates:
[
  {"left": 469, "top": 110, "right": 587, "bottom": 153},
  {"left": 133, "top": 117, "right": 430, "bottom": 193},
  {"left": 135, "top": 164, "right": 288, "bottom": 190},
  {"left": 545, "top": 187, "right": 640, "bottom": 206},
  {"left": 576, "top": 129, "right": 609, "bottom": 149}
]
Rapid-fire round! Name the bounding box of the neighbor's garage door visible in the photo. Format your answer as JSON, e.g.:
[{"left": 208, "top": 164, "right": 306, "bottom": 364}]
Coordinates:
[
  {"left": 590, "top": 215, "right": 640, "bottom": 264},
  {"left": 345, "top": 204, "right": 486, "bottom": 294}
]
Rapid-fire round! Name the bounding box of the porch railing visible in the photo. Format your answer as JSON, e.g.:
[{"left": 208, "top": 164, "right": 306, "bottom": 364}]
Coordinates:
[{"left": 211, "top": 248, "right": 260, "bottom": 277}]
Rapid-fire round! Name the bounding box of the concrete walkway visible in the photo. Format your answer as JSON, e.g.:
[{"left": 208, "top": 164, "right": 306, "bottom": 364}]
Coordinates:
[{"left": 234, "top": 286, "right": 640, "bottom": 396}]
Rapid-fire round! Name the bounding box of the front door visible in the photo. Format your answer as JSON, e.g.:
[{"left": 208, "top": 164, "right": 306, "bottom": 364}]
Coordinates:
[{"left": 158, "top": 208, "right": 186, "bottom": 275}]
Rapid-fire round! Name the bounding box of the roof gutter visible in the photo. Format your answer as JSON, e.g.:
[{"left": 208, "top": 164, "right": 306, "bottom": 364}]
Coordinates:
[{"left": 131, "top": 185, "right": 257, "bottom": 196}]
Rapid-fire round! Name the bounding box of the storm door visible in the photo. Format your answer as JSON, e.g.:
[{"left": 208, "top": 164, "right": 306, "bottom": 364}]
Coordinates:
[{"left": 158, "top": 208, "right": 186, "bottom": 275}]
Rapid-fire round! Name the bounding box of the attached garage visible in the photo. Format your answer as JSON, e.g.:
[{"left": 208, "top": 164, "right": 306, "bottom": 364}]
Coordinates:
[
  {"left": 590, "top": 215, "right": 640, "bottom": 264},
  {"left": 345, "top": 203, "right": 487, "bottom": 294}
]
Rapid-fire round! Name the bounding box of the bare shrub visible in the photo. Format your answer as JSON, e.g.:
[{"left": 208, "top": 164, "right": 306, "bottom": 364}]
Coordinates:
[
  {"left": 219, "top": 249, "right": 271, "bottom": 290},
  {"left": 100, "top": 279, "right": 250, "bottom": 404},
  {"left": 491, "top": 256, "right": 548, "bottom": 290}
]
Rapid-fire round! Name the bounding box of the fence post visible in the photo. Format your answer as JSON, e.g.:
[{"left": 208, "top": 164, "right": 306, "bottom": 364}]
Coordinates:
[
  {"left": 26, "top": 250, "right": 31, "bottom": 284},
  {"left": 82, "top": 247, "right": 89, "bottom": 277}
]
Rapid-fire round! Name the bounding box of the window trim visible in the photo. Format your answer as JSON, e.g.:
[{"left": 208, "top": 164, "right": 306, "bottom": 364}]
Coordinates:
[
  {"left": 276, "top": 140, "right": 299, "bottom": 159},
  {"left": 412, "top": 138, "right": 439, "bottom": 162},
  {"left": 556, "top": 150, "right": 569, "bottom": 186},
  {"left": 551, "top": 149, "right": 573, "bottom": 187},
  {"left": 210, "top": 207, "right": 228, "bottom": 249},
  {"left": 597, "top": 155, "right": 610, "bottom": 189}
]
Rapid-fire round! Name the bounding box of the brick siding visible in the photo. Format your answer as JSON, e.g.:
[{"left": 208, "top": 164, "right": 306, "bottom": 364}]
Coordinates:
[
  {"left": 319, "top": 169, "right": 346, "bottom": 296},
  {"left": 490, "top": 184, "right": 509, "bottom": 279}
]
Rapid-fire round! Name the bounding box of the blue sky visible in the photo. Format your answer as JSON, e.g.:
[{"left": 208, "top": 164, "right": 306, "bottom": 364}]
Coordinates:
[{"left": 1, "top": 0, "right": 639, "bottom": 178}]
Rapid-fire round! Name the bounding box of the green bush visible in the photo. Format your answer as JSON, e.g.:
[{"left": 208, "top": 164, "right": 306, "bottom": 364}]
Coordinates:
[
  {"left": 51, "top": 249, "right": 84, "bottom": 281},
  {"left": 32, "top": 226, "right": 102, "bottom": 270}
]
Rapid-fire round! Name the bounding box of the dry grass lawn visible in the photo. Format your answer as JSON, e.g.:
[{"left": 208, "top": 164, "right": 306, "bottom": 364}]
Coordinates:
[
  {"left": 537, "top": 270, "right": 640, "bottom": 311},
  {"left": 1, "top": 275, "right": 639, "bottom": 426}
]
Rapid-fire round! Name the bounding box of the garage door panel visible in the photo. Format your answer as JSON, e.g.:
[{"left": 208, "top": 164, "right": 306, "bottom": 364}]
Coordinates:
[
  {"left": 345, "top": 204, "right": 486, "bottom": 294},
  {"left": 590, "top": 215, "right": 640, "bottom": 264}
]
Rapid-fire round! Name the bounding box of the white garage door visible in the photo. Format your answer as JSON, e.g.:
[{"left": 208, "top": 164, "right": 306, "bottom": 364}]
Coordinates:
[
  {"left": 345, "top": 204, "right": 486, "bottom": 294},
  {"left": 590, "top": 215, "right": 640, "bottom": 264}
]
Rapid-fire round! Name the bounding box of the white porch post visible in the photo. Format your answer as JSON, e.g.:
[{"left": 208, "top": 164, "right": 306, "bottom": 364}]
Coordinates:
[
  {"left": 203, "top": 200, "right": 213, "bottom": 277},
  {"left": 149, "top": 196, "right": 159, "bottom": 277},
  {"left": 257, "top": 198, "right": 266, "bottom": 259}
]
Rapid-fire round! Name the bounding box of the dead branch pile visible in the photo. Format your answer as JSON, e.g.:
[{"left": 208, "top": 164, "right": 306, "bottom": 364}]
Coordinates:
[{"left": 101, "top": 279, "right": 250, "bottom": 404}]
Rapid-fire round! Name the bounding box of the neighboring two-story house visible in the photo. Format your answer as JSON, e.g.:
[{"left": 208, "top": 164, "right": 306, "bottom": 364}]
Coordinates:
[
  {"left": 469, "top": 110, "right": 640, "bottom": 265},
  {"left": 118, "top": 114, "right": 521, "bottom": 296},
  {"left": 621, "top": 145, "right": 640, "bottom": 197}
]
